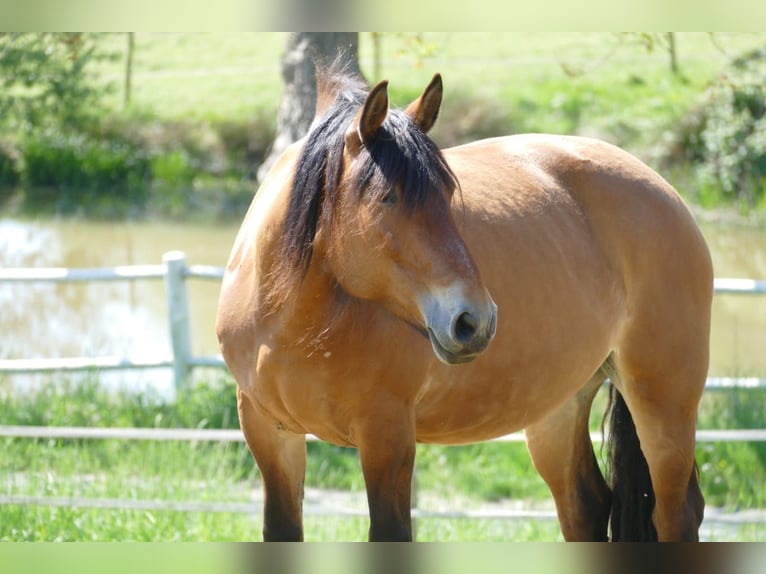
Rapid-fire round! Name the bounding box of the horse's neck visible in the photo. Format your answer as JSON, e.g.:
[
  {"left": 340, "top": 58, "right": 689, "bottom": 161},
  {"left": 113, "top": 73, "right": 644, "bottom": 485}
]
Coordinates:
[
  {"left": 258, "top": 238, "right": 350, "bottom": 348},
  {"left": 251, "top": 170, "right": 367, "bottom": 348}
]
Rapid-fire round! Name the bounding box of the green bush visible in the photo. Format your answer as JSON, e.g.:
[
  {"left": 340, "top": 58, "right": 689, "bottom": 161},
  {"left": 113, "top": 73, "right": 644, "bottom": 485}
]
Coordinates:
[
  {"left": 21, "top": 132, "right": 151, "bottom": 216},
  {"left": 151, "top": 150, "right": 195, "bottom": 186},
  {"left": 0, "top": 34, "right": 116, "bottom": 133},
  {"left": 670, "top": 48, "right": 766, "bottom": 208},
  {"left": 145, "top": 150, "right": 198, "bottom": 216}
]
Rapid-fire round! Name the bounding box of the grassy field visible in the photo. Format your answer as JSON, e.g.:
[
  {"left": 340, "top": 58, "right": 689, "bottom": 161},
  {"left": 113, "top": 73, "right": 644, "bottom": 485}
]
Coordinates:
[
  {"left": 0, "top": 377, "right": 764, "bottom": 541},
  {"left": 96, "top": 33, "right": 766, "bottom": 147}
]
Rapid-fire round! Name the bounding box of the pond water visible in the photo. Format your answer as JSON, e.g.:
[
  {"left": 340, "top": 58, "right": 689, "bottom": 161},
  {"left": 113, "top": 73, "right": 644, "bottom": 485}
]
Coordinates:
[
  {"left": 0, "top": 218, "right": 237, "bottom": 398},
  {"left": 1, "top": 214, "right": 765, "bottom": 397}
]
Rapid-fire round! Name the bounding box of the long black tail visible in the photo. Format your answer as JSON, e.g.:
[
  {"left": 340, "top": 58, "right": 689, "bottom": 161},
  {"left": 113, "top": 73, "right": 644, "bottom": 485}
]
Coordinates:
[{"left": 606, "top": 385, "right": 658, "bottom": 541}]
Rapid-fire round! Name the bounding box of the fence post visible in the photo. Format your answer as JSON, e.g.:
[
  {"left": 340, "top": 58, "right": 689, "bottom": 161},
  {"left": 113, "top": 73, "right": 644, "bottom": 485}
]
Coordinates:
[{"left": 164, "top": 251, "right": 192, "bottom": 395}]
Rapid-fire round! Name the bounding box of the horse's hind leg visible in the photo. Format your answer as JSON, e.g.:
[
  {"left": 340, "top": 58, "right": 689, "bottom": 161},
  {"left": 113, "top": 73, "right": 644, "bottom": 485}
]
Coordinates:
[
  {"left": 237, "top": 387, "right": 307, "bottom": 541},
  {"left": 613, "top": 362, "right": 705, "bottom": 541},
  {"left": 612, "top": 306, "right": 708, "bottom": 542},
  {"left": 525, "top": 372, "right": 611, "bottom": 541}
]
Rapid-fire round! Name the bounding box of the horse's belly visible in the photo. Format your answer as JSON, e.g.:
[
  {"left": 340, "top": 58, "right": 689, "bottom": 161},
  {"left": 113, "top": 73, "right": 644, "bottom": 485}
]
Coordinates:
[
  {"left": 413, "top": 368, "right": 596, "bottom": 445},
  {"left": 413, "top": 310, "right": 616, "bottom": 444}
]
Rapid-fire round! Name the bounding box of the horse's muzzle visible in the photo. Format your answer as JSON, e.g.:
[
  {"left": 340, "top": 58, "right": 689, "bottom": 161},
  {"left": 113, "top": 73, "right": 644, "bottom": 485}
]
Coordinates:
[{"left": 424, "top": 293, "right": 498, "bottom": 365}]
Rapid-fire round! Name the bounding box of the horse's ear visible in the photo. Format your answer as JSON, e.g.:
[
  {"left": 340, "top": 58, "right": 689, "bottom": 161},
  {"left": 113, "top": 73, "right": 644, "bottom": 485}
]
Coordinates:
[
  {"left": 405, "top": 73, "right": 443, "bottom": 134},
  {"left": 346, "top": 80, "right": 389, "bottom": 149}
]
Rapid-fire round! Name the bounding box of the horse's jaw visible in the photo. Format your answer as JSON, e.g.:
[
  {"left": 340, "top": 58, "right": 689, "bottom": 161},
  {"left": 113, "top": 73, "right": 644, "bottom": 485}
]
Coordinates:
[{"left": 427, "top": 328, "right": 483, "bottom": 365}]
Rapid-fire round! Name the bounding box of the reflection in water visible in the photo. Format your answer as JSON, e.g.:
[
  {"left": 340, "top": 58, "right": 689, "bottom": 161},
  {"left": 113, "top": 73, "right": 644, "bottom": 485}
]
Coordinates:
[
  {"left": 701, "top": 221, "right": 766, "bottom": 378},
  {"left": 1, "top": 217, "right": 765, "bottom": 396},
  {"left": 0, "top": 218, "right": 238, "bottom": 398}
]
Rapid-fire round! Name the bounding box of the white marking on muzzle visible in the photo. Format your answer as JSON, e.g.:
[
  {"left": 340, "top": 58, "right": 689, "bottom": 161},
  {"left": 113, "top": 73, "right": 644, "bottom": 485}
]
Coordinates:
[{"left": 419, "top": 282, "right": 497, "bottom": 365}]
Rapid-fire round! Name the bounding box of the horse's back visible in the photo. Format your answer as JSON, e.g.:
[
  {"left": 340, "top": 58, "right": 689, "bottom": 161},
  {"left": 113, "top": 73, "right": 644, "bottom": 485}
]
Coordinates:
[
  {"left": 447, "top": 133, "right": 701, "bottom": 230},
  {"left": 445, "top": 133, "right": 713, "bottom": 304}
]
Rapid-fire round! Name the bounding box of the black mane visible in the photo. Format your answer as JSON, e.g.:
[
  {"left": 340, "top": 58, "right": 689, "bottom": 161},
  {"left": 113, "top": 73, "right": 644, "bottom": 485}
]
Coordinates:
[{"left": 279, "top": 69, "right": 458, "bottom": 282}]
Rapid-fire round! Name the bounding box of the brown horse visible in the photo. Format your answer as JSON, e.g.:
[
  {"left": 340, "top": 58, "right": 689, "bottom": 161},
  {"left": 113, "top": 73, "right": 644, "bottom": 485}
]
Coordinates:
[{"left": 216, "top": 66, "right": 712, "bottom": 542}]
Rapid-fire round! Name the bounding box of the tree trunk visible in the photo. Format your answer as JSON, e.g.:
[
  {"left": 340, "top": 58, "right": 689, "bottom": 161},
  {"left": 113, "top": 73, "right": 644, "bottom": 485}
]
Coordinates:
[
  {"left": 257, "top": 32, "right": 361, "bottom": 183},
  {"left": 124, "top": 33, "right": 134, "bottom": 108},
  {"left": 667, "top": 32, "right": 679, "bottom": 76}
]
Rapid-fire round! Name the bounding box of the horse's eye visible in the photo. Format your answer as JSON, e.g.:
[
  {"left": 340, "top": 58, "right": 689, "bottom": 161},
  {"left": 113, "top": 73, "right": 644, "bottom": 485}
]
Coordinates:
[{"left": 380, "top": 185, "right": 398, "bottom": 206}]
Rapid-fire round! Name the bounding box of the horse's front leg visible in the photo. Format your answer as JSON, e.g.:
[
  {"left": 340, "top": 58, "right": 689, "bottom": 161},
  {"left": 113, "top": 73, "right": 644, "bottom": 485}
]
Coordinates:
[
  {"left": 355, "top": 405, "right": 417, "bottom": 542},
  {"left": 237, "top": 387, "right": 307, "bottom": 542}
]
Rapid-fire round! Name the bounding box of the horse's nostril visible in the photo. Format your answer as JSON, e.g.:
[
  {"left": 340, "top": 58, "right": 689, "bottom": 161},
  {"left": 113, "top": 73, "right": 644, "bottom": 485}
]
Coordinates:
[{"left": 453, "top": 311, "right": 478, "bottom": 345}]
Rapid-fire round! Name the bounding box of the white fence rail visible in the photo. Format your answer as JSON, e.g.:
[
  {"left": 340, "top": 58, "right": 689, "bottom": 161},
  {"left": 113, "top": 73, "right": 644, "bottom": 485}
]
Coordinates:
[{"left": 2, "top": 425, "right": 766, "bottom": 444}]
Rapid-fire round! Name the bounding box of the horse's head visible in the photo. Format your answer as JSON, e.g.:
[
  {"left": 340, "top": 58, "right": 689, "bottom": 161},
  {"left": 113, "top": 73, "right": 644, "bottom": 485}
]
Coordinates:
[{"left": 281, "top": 72, "right": 497, "bottom": 365}]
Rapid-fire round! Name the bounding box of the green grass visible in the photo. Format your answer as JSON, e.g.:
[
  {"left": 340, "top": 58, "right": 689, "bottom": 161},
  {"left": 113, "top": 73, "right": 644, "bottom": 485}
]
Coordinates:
[
  {"left": 696, "top": 389, "right": 766, "bottom": 509},
  {"left": 94, "top": 32, "right": 766, "bottom": 150},
  {"left": 1, "top": 376, "right": 764, "bottom": 541},
  {"left": 0, "top": 506, "right": 567, "bottom": 542},
  {"left": 94, "top": 33, "right": 288, "bottom": 124}
]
